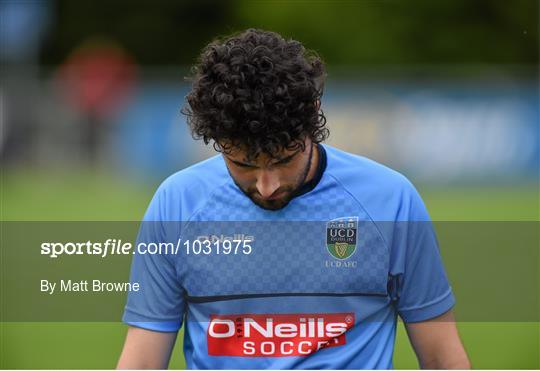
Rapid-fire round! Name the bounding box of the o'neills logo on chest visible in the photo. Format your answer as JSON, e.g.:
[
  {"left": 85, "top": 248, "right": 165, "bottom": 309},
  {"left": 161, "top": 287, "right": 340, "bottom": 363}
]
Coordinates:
[{"left": 207, "top": 313, "right": 355, "bottom": 357}]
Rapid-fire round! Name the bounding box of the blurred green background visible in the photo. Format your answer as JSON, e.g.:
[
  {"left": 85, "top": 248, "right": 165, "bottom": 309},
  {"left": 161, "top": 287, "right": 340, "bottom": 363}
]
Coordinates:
[{"left": 1, "top": 0, "right": 538, "bottom": 369}]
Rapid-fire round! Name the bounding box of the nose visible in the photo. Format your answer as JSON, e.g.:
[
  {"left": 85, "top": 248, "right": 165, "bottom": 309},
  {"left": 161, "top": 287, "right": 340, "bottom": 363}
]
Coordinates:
[{"left": 255, "top": 170, "right": 281, "bottom": 199}]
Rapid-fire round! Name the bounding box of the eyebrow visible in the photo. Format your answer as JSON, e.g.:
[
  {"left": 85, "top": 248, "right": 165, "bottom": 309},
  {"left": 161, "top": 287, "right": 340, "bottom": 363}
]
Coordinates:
[{"left": 227, "top": 150, "right": 301, "bottom": 168}]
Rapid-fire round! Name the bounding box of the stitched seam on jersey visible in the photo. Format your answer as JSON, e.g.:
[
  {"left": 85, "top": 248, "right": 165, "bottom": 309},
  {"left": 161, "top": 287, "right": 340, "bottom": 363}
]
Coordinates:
[
  {"left": 397, "top": 287, "right": 453, "bottom": 313},
  {"left": 183, "top": 178, "right": 232, "bottom": 225},
  {"left": 185, "top": 292, "right": 388, "bottom": 303},
  {"left": 166, "top": 176, "right": 232, "bottom": 285},
  {"left": 325, "top": 172, "right": 391, "bottom": 254},
  {"left": 176, "top": 177, "right": 231, "bottom": 259},
  {"left": 138, "top": 159, "right": 230, "bottom": 314}
]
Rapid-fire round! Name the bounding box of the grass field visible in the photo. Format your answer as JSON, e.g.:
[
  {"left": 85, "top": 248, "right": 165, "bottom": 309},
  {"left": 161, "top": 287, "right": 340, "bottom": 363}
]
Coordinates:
[{"left": 1, "top": 170, "right": 539, "bottom": 369}]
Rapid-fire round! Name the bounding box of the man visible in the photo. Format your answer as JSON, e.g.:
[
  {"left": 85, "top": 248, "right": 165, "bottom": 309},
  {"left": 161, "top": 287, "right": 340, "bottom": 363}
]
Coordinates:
[{"left": 117, "top": 29, "right": 470, "bottom": 369}]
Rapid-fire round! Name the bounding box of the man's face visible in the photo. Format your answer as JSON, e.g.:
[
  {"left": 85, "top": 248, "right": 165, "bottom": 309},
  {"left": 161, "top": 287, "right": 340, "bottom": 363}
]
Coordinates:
[{"left": 222, "top": 139, "right": 315, "bottom": 211}]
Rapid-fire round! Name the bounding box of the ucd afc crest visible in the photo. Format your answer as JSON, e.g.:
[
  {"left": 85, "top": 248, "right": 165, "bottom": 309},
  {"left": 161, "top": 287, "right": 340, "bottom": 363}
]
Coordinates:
[{"left": 326, "top": 217, "right": 358, "bottom": 260}]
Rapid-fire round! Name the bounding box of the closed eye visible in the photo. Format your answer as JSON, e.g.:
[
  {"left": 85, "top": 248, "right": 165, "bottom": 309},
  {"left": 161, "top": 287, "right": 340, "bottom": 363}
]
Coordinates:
[
  {"left": 235, "top": 162, "right": 255, "bottom": 168},
  {"left": 272, "top": 150, "right": 300, "bottom": 166},
  {"left": 227, "top": 149, "right": 299, "bottom": 168},
  {"left": 231, "top": 160, "right": 257, "bottom": 169},
  {"left": 273, "top": 156, "right": 293, "bottom": 165}
]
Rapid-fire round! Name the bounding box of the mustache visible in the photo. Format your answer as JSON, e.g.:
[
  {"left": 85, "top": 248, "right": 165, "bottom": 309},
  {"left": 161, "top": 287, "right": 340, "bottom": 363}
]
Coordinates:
[{"left": 248, "top": 187, "right": 293, "bottom": 198}]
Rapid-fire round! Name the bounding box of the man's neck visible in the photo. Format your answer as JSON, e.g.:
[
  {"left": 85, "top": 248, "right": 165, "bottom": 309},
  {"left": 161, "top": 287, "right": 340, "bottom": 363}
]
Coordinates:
[{"left": 304, "top": 143, "right": 319, "bottom": 184}]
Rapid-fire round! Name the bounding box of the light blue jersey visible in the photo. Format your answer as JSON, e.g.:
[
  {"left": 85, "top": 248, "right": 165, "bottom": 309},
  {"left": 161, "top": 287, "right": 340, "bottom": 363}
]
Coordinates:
[{"left": 123, "top": 144, "right": 454, "bottom": 369}]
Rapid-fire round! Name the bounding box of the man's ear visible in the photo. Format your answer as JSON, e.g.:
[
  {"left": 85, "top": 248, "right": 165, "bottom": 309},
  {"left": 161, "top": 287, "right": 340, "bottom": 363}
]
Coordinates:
[{"left": 315, "top": 99, "right": 321, "bottom": 110}]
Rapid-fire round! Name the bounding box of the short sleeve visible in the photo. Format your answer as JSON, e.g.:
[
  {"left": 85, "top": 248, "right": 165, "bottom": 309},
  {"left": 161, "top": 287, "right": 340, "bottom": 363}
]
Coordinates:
[
  {"left": 392, "top": 183, "right": 455, "bottom": 323},
  {"left": 122, "top": 186, "right": 185, "bottom": 332}
]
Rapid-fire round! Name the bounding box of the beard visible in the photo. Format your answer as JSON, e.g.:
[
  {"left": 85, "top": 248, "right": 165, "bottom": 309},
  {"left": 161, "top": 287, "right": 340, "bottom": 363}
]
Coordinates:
[{"left": 229, "top": 144, "right": 314, "bottom": 211}]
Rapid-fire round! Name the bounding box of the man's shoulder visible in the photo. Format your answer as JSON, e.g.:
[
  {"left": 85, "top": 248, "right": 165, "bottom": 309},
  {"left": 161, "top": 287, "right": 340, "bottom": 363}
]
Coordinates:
[
  {"left": 160, "top": 154, "right": 229, "bottom": 192},
  {"left": 323, "top": 144, "right": 423, "bottom": 221},
  {"left": 144, "top": 155, "right": 230, "bottom": 221},
  {"left": 324, "top": 144, "right": 412, "bottom": 190}
]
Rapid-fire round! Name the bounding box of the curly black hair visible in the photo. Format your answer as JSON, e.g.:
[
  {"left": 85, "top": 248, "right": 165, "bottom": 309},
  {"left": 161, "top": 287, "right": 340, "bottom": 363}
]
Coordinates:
[{"left": 182, "top": 28, "right": 328, "bottom": 160}]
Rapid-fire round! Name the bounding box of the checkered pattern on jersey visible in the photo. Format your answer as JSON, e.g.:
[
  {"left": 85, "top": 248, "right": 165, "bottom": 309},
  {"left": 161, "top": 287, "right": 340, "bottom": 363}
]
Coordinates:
[{"left": 177, "top": 175, "right": 390, "bottom": 297}]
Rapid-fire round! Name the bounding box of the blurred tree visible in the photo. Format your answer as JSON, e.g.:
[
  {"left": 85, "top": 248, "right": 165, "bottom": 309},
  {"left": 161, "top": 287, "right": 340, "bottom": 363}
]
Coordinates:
[
  {"left": 41, "top": 0, "right": 232, "bottom": 66},
  {"left": 39, "top": 0, "right": 538, "bottom": 67},
  {"left": 234, "top": 0, "right": 538, "bottom": 65}
]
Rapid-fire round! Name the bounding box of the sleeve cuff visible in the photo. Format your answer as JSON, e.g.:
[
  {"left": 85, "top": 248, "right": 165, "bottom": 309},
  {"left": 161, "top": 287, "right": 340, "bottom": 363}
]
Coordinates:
[
  {"left": 122, "top": 308, "right": 182, "bottom": 332},
  {"left": 398, "top": 288, "right": 456, "bottom": 323}
]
